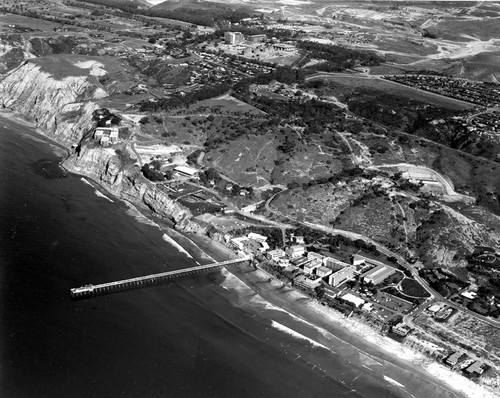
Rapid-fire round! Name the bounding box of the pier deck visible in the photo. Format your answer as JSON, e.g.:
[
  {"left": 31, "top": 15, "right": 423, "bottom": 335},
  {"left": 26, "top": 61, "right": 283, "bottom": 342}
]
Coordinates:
[{"left": 70, "top": 255, "right": 252, "bottom": 299}]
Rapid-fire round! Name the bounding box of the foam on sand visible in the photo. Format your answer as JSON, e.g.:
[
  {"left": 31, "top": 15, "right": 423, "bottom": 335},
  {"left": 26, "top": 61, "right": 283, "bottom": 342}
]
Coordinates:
[
  {"left": 162, "top": 234, "right": 194, "bottom": 259},
  {"left": 94, "top": 190, "right": 114, "bottom": 203},
  {"left": 124, "top": 201, "right": 159, "bottom": 228},
  {"left": 271, "top": 320, "right": 329, "bottom": 350}
]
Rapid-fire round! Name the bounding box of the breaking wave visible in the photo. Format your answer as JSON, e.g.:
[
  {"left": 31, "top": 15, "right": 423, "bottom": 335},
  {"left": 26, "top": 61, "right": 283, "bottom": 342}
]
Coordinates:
[{"left": 271, "top": 320, "right": 329, "bottom": 350}]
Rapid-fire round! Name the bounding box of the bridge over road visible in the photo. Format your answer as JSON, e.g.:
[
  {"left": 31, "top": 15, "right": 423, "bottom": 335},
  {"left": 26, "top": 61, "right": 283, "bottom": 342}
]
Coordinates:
[{"left": 70, "top": 255, "right": 252, "bottom": 299}]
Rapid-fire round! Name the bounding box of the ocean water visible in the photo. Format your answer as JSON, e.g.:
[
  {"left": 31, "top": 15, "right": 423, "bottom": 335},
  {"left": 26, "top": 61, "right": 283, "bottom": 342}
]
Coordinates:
[{"left": 0, "top": 116, "right": 464, "bottom": 398}]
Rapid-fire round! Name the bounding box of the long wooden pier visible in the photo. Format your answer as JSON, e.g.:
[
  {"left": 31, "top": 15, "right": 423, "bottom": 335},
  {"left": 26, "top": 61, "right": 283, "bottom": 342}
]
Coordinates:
[{"left": 70, "top": 255, "right": 252, "bottom": 299}]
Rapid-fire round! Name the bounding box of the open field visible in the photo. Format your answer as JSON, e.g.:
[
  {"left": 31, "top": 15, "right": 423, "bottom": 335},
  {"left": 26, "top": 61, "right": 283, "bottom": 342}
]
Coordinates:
[
  {"left": 185, "top": 94, "right": 266, "bottom": 116},
  {"left": 207, "top": 134, "right": 278, "bottom": 187}
]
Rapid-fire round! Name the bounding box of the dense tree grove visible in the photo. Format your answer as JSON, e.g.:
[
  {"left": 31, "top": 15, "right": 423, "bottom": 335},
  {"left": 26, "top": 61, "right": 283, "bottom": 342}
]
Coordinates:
[
  {"left": 139, "top": 83, "right": 230, "bottom": 112},
  {"left": 297, "top": 41, "right": 383, "bottom": 72},
  {"left": 75, "top": 0, "right": 254, "bottom": 27}
]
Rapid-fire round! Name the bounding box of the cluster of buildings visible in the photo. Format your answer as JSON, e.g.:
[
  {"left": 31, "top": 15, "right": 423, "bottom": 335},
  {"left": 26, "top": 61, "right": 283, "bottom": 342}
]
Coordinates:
[
  {"left": 94, "top": 126, "right": 119, "bottom": 147},
  {"left": 385, "top": 75, "right": 500, "bottom": 108},
  {"left": 445, "top": 352, "right": 487, "bottom": 377},
  {"left": 224, "top": 31, "right": 267, "bottom": 45},
  {"left": 265, "top": 245, "right": 398, "bottom": 292},
  {"left": 230, "top": 233, "right": 270, "bottom": 254}
]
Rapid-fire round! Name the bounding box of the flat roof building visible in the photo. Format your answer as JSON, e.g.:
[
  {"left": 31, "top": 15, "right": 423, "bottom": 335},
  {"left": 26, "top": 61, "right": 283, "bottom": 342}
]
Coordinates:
[
  {"left": 307, "top": 252, "right": 324, "bottom": 262},
  {"left": 248, "top": 232, "right": 267, "bottom": 243},
  {"left": 225, "top": 31, "right": 244, "bottom": 45},
  {"left": 286, "top": 245, "right": 305, "bottom": 259},
  {"left": 445, "top": 352, "right": 462, "bottom": 367},
  {"left": 323, "top": 255, "right": 350, "bottom": 270},
  {"left": 293, "top": 274, "right": 322, "bottom": 290},
  {"left": 464, "top": 361, "right": 485, "bottom": 376},
  {"left": 304, "top": 259, "right": 322, "bottom": 274},
  {"left": 247, "top": 34, "right": 267, "bottom": 43},
  {"left": 362, "top": 264, "right": 396, "bottom": 285},
  {"left": 340, "top": 293, "right": 365, "bottom": 308},
  {"left": 328, "top": 265, "right": 355, "bottom": 287},
  {"left": 316, "top": 266, "right": 333, "bottom": 278},
  {"left": 174, "top": 165, "right": 199, "bottom": 178},
  {"left": 267, "top": 249, "right": 285, "bottom": 261}
]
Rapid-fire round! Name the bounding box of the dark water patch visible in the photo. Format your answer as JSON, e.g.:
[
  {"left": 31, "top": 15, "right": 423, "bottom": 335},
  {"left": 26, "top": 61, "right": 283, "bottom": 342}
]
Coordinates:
[{"left": 31, "top": 158, "right": 67, "bottom": 179}]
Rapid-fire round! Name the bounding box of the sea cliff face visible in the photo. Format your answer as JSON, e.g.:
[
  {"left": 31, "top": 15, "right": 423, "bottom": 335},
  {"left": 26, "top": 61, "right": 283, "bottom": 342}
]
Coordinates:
[
  {"left": 62, "top": 145, "right": 208, "bottom": 233},
  {"left": 0, "top": 61, "right": 103, "bottom": 146}
]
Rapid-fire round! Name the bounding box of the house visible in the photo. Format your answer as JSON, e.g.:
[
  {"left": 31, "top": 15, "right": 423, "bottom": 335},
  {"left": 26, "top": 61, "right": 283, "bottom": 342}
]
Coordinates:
[
  {"left": 241, "top": 204, "right": 257, "bottom": 213},
  {"left": 361, "top": 264, "right": 396, "bottom": 285},
  {"left": 294, "top": 236, "right": 305, "bottom": 244},
  {"left": 267, "top": 249, "right": 286, "bottom": 261},
  {"left": 328, "top": 266, "right": 355, "bottom": 287},
  {"left": 464, "top": 361, "right": 485, "bottom": 376},
  {"left": 286, "top": 245, "right": 305, "bottom": 259},
  {"left": 445, "top": 352, "right": 462, "bottom": 367},
  {"left": 392, "top": 322, "right": 412, "bottom": 337}
]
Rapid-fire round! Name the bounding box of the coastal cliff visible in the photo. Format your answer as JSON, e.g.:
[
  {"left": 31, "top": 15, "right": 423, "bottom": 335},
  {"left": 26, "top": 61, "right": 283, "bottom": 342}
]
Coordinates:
[
  {"left": 0, "top": 60, "right": 103, "bottom": 146},
  {"left": 62, "top": 144, "right": 208, "bottom": 233},
  {"left": 0, "top": 60, "right": 209, "bottom": 234}
]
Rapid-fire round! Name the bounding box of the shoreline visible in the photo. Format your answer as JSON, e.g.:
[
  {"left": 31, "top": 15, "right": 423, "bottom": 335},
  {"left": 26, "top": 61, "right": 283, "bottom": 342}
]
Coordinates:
[
  {"left": 223, "top": 265, "right": 497, "bottom": 398},
  {"left": 1, "top": 111, "right": 497, "bottom": 398}
]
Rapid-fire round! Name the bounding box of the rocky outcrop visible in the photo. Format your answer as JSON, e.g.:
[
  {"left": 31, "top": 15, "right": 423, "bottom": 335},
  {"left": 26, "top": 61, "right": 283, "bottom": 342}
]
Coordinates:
[{"left": 0, "top": 60, "right": 104, "bottom": 146}]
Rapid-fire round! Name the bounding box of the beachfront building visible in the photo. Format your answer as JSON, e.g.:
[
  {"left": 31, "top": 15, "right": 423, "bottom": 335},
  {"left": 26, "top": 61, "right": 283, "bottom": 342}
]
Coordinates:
[
  {"left": 340, "top": 293, "right": 365, "bottom": 308},
  {"left": 286, "top": 245, "right": 305, "bottom": 259},
  {"left": 362, "top": 264, "right": 396, "bottom": 285},
  {"left": 464, "top": 361, "right": 485, "bottom": 376},
  {"left": 328, "top": 266, "right": 355, "bottom": 287},
  {"left": 293, "top": 274, "right": 322, "bottom": 291},
  {"left": 445, "top": 352, "right": 462, "bottom": 367},
  {"left": 391, "top": 322, "right": 412, "bottom": 337}
]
